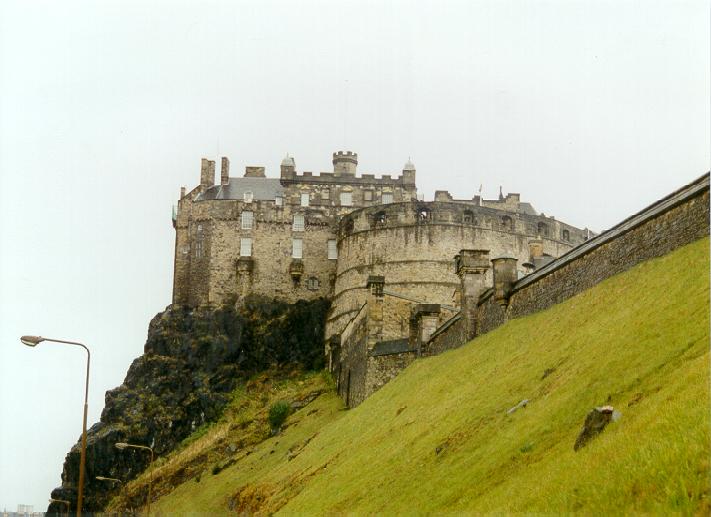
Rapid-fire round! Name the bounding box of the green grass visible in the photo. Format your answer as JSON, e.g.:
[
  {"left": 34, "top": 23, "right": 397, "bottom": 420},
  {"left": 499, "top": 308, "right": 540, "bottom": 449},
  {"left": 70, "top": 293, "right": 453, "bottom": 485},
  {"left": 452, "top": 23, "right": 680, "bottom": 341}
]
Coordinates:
[{"left": 147, "top": 237, "right": 709, "bottom": 514}]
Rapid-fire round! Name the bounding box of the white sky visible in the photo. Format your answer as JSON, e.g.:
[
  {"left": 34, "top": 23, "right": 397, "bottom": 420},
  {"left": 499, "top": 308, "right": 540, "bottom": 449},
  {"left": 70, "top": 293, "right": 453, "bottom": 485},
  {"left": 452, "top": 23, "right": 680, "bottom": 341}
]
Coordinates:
[{"left": 0, "top": 0, "right": 708, "bottom": 510}]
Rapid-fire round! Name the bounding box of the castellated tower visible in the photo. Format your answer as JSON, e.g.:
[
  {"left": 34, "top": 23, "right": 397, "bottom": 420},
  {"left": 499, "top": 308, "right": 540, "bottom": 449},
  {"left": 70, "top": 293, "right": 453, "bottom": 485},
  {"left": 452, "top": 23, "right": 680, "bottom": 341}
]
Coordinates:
[{"left": 332, "top": 151, "right": 357, "bottom": 176}]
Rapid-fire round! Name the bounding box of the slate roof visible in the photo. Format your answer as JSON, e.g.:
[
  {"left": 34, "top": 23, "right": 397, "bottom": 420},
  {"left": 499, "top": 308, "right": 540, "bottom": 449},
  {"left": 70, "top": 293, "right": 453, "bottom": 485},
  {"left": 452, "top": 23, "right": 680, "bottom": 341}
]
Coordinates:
[
  {"left": 195, "top": 178, "right": 284, "bottom": 201},
  {"left": 518, "top": 202, "right": 538, "bottom": 215}
]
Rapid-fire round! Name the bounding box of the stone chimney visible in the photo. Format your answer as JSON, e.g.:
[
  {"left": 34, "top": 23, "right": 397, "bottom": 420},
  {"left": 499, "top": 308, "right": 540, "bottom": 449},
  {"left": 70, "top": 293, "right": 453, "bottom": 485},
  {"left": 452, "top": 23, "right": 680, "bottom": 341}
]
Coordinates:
[
  {"left": 492, "top": 257, "right": 518, "bottom": 307},
  {"left": 221, "top": 157, "right": 230, "bottom": 185},
  {"left": 409, "top": 304, "right": 441, "bottom": 355},
  {"left": 244, "top": 166, "right": 266, "bottom": 178},
  {"left": 180, "top": 186, "right": 186, "bottom": 199},
  {"left": 200, "top": 158, "right": 215, "bottom": 187},
  {"left": 455, "top": 249, "right": 491, "bottom": 340}
]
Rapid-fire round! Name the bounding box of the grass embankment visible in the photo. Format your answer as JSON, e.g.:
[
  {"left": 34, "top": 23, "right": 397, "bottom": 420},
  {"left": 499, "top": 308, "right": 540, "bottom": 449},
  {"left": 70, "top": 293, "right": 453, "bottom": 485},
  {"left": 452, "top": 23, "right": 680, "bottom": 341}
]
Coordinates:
[{"left": 141, "top": 237, "right": 709, "bottom": 514}]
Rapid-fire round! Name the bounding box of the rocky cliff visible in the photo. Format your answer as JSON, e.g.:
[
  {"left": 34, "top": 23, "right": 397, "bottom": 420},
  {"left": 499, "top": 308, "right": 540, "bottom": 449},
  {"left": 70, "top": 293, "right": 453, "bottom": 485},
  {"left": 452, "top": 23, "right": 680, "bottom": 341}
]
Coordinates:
[{"left": 47, "top": 296, "right": 330, "bottom": 514}]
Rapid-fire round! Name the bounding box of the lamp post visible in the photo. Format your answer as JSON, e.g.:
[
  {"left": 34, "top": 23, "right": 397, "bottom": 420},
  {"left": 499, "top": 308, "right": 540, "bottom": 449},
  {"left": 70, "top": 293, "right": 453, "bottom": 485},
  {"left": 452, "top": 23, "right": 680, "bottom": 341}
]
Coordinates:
[
  {"left": 49, "top": 498, "right": 71, "bottom": 517},
  {"left": 115, "top": 442, "right": 155, "bottom": 516},
  {"left": 22, "top": 335, "right": 90, "bottom": 517}
]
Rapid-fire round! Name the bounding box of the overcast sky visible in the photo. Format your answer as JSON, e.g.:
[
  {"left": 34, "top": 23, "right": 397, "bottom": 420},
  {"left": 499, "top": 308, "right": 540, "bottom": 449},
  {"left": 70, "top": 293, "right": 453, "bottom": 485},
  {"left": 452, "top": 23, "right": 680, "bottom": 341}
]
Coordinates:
[{"left": 0, "top": 0, "right": 708, "bottom": 510}]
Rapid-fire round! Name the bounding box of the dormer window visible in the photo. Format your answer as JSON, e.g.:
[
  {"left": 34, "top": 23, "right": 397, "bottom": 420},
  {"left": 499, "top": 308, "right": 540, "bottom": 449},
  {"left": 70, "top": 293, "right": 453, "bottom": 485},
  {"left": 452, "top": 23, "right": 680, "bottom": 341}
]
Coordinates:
[
  {"left": 501, "top": 215, "right": 513, "bottom": 230},
  {"left": 244, "top": 191, "right": 253, "bottom": 203}
]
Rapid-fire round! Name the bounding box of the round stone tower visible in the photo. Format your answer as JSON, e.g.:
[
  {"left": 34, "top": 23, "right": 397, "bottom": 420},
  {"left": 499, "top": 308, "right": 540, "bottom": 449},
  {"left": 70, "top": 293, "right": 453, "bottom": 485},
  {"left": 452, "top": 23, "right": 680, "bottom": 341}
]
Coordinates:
[{"left": 332, "top": 151, "right": 358, "bottom": 176}]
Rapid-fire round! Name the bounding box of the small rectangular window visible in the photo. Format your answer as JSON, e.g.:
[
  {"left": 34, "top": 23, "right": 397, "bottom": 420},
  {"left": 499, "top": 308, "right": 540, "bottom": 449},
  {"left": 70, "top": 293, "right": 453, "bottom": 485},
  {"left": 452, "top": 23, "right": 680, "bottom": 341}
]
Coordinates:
[
  {"left": 241, "top": 211, "right": 253, "bottom": 230},
  {"left": 293, "top": 214, "right": 305, "bottom": 232},
  {"left": 240, "top": 238, "right": 252, "bottom": 257},
  {"left": 292, "top": 238, "right": 303, "bottom": 259},
  {"left": 322, "top": 188, "right": 330, "bottom": 200},
  {"left": 340, "top": 191, "right": 352, "bottom": 206},
  {"left": 195, "top": 240, "right": 204, "bottom": 259},
  {"left": 364, "top": 190, "right": 373, "bottom": 201},
  {"left": 243, "top": 191, "right": 253, "bottom": 203},
  {"left": 382, "top": 193, "right": 393, "bottom": 204},
  {"left": 275, "top": 195, "right": 283, "bottom": 207},
  {"left": 328, "top": 239, "right": 338, "bottom": 260},
  {"left": 301, "top": 193, "right": 310, "bottom": 207}
]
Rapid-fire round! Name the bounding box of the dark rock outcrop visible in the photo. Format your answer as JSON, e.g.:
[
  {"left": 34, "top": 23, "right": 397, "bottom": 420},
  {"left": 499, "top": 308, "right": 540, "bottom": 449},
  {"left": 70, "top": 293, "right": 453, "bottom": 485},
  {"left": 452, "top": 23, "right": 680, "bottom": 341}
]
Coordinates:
[{"left": 47, "top": 296, "right": 330, "bottom": 514}]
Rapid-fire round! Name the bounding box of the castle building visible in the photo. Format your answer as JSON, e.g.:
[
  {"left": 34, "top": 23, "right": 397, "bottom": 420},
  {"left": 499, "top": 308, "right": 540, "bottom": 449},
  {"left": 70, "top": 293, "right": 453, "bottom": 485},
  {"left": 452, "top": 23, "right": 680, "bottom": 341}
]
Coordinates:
[{"left": 172, "top": 151, "right": 591, "bottom": 403}]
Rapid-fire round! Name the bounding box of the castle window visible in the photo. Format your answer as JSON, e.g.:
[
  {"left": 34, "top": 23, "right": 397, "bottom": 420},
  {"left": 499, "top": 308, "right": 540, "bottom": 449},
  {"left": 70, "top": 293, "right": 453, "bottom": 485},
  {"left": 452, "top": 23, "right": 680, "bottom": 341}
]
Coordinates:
[
  {"left": 537, "top": 222, "right": 549, "bottom": 237},
  {"left": 417, "top": 207, "right": 430, "bottom": 221},
  {"left": 241, "top": 211, "right": 254, "bottom": 230},
  {"left": 275, "top": 195, "right": 283, "bottom": 207},
  {"left": 243, "top": 191, "right": 253, "bottom": 203},
  {"left": 328, "top": 239, "right": 338, "bottom": 260},
  {"left": 501, "top": 215, "right": 513, "bottom": 230},
  {"left": 463, "top": 210, "right": 474, "bottom": 224},
  {"left": 240, "top": 238, "right": 252, "bottom": 257},
  {"left": 382, "top": 192, "right": 393, "bottom": 204},
  {"left": 195, "top": 240, "right": 203, "bottom": 259},
  {"left": 301, "top": 192, "right": 310, "bottom": 207},
  {"left": 306, "top": 277, "right": 320, "bottom": 290},
  {"left": 374, "top": 211, "right": 387, "bottom": 227},
  {"left": 364, "top": 190, "right": 373, "bottom": 201},
  {"left": 340, "top": 191, "right": 352, "bottom": 206},
  {"left": 293, "top": 214, "right": 305, "bottom": 232},
  {"left": 292, "top": 238, "right": 303, "bottom": 259},
  {"left": 322, "top": 188, "right": 330, "bottom": 200},
  {"left": 562, "top": 229, "right": 570, "bottom": 241}
]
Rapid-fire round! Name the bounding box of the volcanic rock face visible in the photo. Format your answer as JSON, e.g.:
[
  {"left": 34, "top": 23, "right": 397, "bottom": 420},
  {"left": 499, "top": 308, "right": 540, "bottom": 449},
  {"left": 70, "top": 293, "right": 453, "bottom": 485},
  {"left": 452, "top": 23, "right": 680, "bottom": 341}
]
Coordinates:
[{"left": 47, "top": 296, "right": 330, "bottom": 514}]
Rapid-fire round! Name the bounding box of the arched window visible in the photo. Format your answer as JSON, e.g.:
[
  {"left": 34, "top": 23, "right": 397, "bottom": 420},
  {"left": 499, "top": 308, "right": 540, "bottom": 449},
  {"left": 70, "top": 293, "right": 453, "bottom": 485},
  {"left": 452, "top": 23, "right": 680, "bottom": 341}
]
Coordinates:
[
  {"left": 501, "top": 215, "right": 513, "bottom": 230},
  {"left": 463, "top": 210, "right": 474, "bottom": 224},
  {"left": 537, "top": 222, "right": 549, "bottom": 237},
  {"left": 417, "top": 207, "right": 430, "bottom": 221},
  {"left": 562, "top": 229, "right": 570, "bottom": 241},
  {"left": 374, "top": 211, "right": 387, "bottom": 227}
]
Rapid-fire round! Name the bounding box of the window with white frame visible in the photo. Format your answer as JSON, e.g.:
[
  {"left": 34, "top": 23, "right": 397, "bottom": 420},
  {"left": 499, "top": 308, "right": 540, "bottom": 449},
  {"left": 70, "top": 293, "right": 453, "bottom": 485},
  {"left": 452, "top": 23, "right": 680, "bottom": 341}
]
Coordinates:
[
  {"left": 382, "top": 192, "right": 393, "bottom": 204},
  {"left": 301, "top": 192, "right": 310, "bottom": 207},
  {"left": 241, "top": 211, "right": 253, "bottom": 230},
  {"left": 240, "top": 238, "right": 252, "bottom": 257},
  {"left": 292, "top": 238, "right": 303, "bottom": 259},
  {"left": 243, "top": 191, "right": 253, "bottom": 203},
  {"left": 328, "top": 239, "right": 338, "bottom": 260},
  {"left": 340, "top": 191, "right": 352, "bottom": 206},
  {"left": 293, "top": 214, "right": 305, "bottom": 231},
  {"left": 275, "top": 195, "right": 283, "bottom": 207}
]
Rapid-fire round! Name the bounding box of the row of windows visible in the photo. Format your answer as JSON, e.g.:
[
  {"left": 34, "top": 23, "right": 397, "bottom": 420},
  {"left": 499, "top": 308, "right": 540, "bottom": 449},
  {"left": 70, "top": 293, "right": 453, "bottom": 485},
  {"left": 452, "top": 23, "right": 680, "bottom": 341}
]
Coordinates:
[
  {"left": 239, "top": 238, "right": 338, "bottom": 260},
  {"left": 240, "top": 191, "right": 394, "bottom": 207}
]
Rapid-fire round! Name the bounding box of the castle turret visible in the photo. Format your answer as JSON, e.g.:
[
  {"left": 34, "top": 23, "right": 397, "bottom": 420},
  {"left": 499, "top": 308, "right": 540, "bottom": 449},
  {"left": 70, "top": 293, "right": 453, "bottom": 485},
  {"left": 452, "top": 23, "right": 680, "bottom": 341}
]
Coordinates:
[
  {"left": 333, "top": 151, "right": 357, "bottom": 176},
  {"left": 280, "top": 155, "right": 295, "bottom": 180},
  {"left": 402, "top": 158, "right": 416, "bottom": 185}
]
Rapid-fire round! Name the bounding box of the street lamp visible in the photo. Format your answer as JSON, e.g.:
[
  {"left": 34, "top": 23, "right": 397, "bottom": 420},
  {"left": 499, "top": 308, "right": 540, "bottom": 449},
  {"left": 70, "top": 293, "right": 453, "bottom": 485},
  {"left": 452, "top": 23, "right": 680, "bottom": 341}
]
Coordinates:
[
  {"left": 115, "top": 442, "right": 155, "bottom": 516},
  {"left": 22, "top": 335, "right": 91, "bottom": 517},
  {"left": 49, "top": 498, "right": 71, "bottom": 517}
]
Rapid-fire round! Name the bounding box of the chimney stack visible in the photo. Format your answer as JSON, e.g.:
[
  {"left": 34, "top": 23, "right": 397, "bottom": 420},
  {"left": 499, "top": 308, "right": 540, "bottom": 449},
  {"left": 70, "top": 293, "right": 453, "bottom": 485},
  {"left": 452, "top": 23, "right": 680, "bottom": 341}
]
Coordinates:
[{"left": 221, "top": 157, "right": 230, "bottom": 185}]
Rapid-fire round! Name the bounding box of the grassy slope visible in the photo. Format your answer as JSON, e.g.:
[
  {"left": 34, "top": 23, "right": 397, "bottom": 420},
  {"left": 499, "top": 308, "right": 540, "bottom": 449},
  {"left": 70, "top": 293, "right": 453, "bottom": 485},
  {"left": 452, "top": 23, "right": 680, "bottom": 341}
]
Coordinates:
[{"left": 152, "top": 237, "right": 709, "bottom": 514}]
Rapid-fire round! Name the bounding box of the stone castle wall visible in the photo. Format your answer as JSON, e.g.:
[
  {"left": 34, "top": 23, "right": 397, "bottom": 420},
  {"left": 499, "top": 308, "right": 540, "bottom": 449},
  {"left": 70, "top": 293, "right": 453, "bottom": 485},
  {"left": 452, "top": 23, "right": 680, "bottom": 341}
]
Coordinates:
[{"left": 326, "top": 201, "right": 586, "bottom": 339}]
